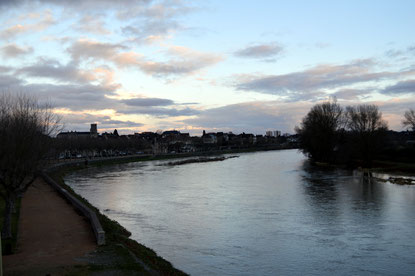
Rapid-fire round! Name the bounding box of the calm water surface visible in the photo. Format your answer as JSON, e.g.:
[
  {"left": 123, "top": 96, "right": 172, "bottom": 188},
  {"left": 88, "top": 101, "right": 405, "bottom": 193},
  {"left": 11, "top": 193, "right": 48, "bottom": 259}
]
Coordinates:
[{"left": 65, "top": 150, "right": 415, "bottom": 275}]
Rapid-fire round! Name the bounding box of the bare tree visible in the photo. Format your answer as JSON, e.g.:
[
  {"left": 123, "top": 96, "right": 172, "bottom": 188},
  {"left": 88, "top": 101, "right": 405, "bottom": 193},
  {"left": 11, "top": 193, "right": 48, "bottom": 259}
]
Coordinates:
[
  {"left": 0, "top": 93, "right": 61, "bottom": 238},
  {"left": 402, "top": 109, "right": 415, "bottom": 131},
  {"left": 295, "top": 100, "right": 344, "bottom": 162},
  {"left": 345, "top": 104, "right": 388, "bottom": 167}
]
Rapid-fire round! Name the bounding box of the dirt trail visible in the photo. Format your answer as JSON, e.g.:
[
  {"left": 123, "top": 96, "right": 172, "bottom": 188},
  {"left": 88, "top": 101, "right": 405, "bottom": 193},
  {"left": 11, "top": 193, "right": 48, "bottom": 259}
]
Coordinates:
[{"left": 3, "top": 178, "right": 96, "bottom": 275}]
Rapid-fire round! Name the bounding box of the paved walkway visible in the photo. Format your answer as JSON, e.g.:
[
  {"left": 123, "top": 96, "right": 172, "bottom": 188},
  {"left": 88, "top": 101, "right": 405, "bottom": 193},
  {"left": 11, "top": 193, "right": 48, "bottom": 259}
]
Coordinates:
[{"left": 3, "top": 178, "right": 96, "bottom": 275}]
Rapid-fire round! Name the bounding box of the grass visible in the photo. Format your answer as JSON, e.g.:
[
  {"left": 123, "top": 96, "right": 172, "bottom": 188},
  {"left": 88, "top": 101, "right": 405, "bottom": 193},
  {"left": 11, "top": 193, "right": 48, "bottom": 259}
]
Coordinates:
[
  {"left": 49, "top": 165, "right": 188, "bottom": 275},
  {"left": 371, "top": 159, "right": 415, "bottom": 175}
]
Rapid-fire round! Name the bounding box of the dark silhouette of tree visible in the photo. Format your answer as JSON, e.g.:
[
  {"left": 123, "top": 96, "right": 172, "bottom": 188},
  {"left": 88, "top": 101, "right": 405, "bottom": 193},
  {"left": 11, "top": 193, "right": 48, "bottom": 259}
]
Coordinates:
[
  {"left": 0, "top": 93, "right": 61, "bottom": 238},
  {"left": 345, "top": 104, "right": 388, "bottom": 167},
  {"left": 295, "top": 101, "right": 344, "bottom": 162},
  {"left": 402, "top": 109, "right": 415, "bottom": 131}
]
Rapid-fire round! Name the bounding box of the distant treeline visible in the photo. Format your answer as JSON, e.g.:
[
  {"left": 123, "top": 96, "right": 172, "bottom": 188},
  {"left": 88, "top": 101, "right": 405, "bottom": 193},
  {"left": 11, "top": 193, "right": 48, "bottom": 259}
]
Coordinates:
[{"left": 295, "top": 101, "right": 415, "bottom": 168}]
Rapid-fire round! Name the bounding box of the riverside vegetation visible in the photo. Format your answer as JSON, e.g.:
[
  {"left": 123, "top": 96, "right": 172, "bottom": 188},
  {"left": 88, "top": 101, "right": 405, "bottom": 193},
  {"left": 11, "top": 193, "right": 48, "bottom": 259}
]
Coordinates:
[{"left": 296, "top": 101, "right": 415, "bottom": 173}]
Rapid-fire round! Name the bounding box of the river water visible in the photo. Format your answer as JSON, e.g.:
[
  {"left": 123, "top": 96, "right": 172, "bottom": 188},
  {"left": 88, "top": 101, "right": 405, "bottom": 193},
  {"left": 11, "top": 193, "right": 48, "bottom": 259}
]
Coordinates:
[{"left": 64, "top": 149, "right": 415, "bottom": 275}]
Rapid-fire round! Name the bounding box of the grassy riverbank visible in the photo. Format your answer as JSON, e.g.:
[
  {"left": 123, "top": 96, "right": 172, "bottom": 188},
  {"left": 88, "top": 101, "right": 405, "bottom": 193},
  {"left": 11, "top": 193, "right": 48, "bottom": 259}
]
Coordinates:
[{"left": 49, "top": 165, "right": 188, "bottom": 275}]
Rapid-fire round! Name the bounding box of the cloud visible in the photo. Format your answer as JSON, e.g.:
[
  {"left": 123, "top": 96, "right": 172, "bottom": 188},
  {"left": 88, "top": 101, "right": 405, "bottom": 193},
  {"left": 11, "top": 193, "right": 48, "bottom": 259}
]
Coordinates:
[
  {"left": 117, "top": 106, "right": 199, "bottom": 117},
  {"left": 385, "top": 49, "right": 404, "bottom": 58},
  {"left": 0, "top": 66, "right": 13, "bottom": 73},
  {"left": 0, "top": 10, "right": 55, "bottom": 39},
  {"left": 0, "top": 0, "right": 193, "bottom": 44},
  {"left": 13, "top": 58, "right": 123, "bottom": 111},
  {"left": 0, "top": 43, "right": 33, "bottom": 58},
  {"left": 138, "top": 51, "right": 222, "bottom": 76},
  {"left": 122, "top": 16, "right": 181, "bottom": 44},
  {"left": 19, "top": 82, "right": 118, "bottom": 111},
  {"left": 331, "top": 88, "right": 373, "bottom": 100},
  {"left": 381, "top": 79, "right": 415, "bottom": 95},
  {"left": 184, "top": 98, "right": 415, "bottom": 134},
  {"left": 119, "top": 97, "right": 200, "bottom": 117},
  {"left": 0, "top": 0, "right": 151, "bottom": 10},
  {"left": 234, "top": 43, "right": 283, "bottom": 59},
  {"left": 118, "top": 1, "right": 198, "bottom": 44},
  {"left": 118, "top": 0, "right": 193, "bottom": 23},
  {"left": 59, "top": 113, "right": 144, "bottom": 132},
  {"left": 74, "top": 14, "right": 111, "bottom": 35},
  {"left": 0, "top": 74, "right": 23, "bottom": 87},
  {"left": 113, "top": 45, "right": 223, "bottom": 77},
  {"left": 67, "top": 39, "right": 222, "bottom": 77},
  {"left": 183, "top": 101, "right": 311, "bottom": 134},
  {"left": 234, "top": 59, "right": 414, "bottom": 101},
  {"left": 17, "top": 58, "right": 97, "bottom": 84},
  {"left": 68, "top": 39, "right": 127, "bottom": 63},
  {"left": 121, "top": 97, "right": 174, "bottom": 106},
  {"left": 0, "top": 66, "right": 199, "bottom": 119},
  {"left": 1, "top": 62, "right": 200, "bottom": 119},
  {"left": 0, "top": 24, "right": 29, "bottom": 39}
]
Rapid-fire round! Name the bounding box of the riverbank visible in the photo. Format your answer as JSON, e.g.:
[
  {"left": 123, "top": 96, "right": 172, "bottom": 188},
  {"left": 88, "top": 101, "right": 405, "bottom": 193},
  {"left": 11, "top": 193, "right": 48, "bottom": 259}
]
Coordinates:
[
  {"left": 311, "top": 159, "right": 415, "bottom": 186},
  {"left": 3, "top": 178, "right": 96, "bottom": 275},
  {"left": 162, "top": 155, "right": 239, "bottom": 166},
  {"left": 50, "top": 144, "right": 296, "bottom": 168},
  {"left": 48, "top": 165, "right": 188, "bottom": 275}
]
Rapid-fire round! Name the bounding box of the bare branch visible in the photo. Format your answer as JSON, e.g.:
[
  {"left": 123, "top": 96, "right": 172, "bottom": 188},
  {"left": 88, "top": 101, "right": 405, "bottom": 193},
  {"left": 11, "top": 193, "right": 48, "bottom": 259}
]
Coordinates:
[
  {"left": 0, "top": 92, "right": 61, "bottom": 238},
  {"left": 402, "top": 109, "right": 415, "bottom": 131}
]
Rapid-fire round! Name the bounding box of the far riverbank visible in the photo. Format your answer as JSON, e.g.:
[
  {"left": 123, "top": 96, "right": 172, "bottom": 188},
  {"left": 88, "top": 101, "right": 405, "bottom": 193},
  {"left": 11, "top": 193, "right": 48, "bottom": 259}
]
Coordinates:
[{"left": 48, "top": 144, "right": 296, "bottom": 170}]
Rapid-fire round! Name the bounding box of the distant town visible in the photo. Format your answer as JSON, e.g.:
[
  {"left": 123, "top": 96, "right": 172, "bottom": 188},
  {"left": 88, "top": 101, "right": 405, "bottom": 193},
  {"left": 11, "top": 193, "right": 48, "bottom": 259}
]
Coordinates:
[{"left": 53, "top": 124, "right": 299, "bottom": 159}]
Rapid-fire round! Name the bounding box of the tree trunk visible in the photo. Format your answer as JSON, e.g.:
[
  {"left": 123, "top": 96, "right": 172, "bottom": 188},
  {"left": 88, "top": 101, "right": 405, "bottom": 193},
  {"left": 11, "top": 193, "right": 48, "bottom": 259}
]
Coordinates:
[
  {"left": 10, "top": 196, "right": 16, "bottom": 214},
  {"left": 2, "top": 195, "right": 15, "bottom": 239}
]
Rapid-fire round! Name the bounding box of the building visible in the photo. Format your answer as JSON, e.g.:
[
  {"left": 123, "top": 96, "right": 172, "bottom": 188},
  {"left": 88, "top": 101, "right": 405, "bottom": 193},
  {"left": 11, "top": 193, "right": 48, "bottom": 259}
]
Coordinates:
[
  {"left": 265, "top": 130, "right": 281, "bottom": 137},
  {"left": 57, "top": 124, "right": 99, "bottom": 139},
  {"left": 90, "top": 124, "right": 98, "bottom": 138}
]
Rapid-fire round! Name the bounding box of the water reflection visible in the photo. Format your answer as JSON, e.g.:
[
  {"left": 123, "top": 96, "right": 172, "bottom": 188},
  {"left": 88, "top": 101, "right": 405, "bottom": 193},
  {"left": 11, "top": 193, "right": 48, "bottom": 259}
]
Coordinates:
[{"left": 65, "top": 150, "right": 415, "bottom": 276}]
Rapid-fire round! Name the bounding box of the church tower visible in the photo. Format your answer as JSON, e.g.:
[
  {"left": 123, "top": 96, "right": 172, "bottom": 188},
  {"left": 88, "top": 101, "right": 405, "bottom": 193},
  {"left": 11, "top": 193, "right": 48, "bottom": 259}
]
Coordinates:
[{"left": 90, "top": 124, "right": 98, "bottom": 138}]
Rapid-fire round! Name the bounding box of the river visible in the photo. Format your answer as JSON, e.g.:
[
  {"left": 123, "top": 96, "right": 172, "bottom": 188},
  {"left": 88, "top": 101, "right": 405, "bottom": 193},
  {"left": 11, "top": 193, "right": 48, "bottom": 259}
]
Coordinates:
[{"left": 64, "top": 149, "right": 415, "bottom": 275}]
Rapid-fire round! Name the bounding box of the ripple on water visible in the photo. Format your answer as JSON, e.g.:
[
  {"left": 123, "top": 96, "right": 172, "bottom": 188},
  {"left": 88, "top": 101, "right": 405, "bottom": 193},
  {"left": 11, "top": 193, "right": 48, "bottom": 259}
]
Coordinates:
[{"left": 64, "top": 150, "right": 415, "bottom": 276}]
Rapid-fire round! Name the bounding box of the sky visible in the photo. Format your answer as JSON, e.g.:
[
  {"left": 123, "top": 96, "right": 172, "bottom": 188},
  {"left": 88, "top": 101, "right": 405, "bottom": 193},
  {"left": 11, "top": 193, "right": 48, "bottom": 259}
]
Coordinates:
[{"left": 0, "top": 0, "right": 414, "bottom": 135}]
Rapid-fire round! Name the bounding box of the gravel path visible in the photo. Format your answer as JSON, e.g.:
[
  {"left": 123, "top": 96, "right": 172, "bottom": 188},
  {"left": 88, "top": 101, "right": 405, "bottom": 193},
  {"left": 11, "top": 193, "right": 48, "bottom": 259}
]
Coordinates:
[{"left": 3, "top": 178, "right": 97, "bottom": 275}]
